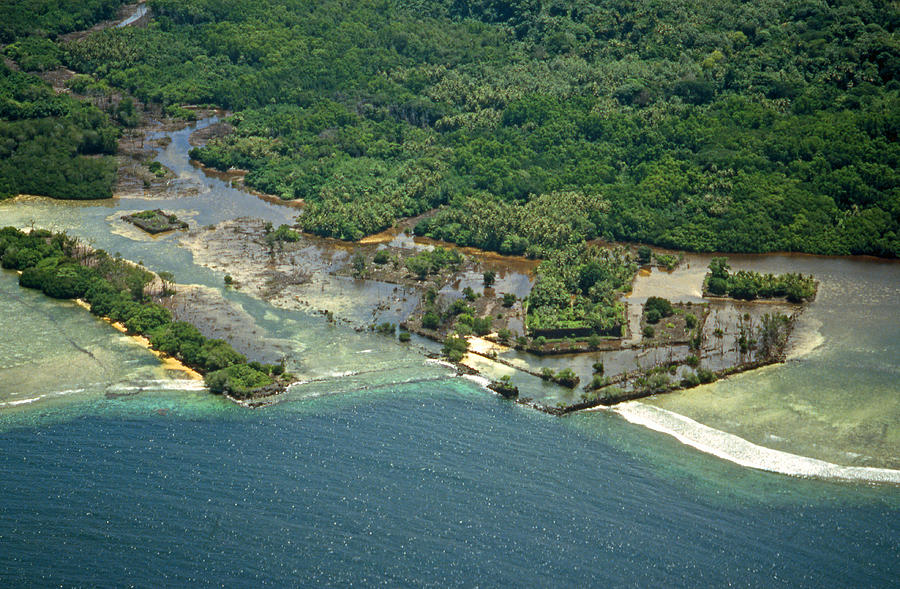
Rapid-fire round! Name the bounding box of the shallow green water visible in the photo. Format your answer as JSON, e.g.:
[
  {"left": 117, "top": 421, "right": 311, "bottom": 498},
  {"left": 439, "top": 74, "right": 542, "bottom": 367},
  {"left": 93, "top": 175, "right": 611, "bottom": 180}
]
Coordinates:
[{"left": 640, "top": 254, "right": 900, "bottom": 469}]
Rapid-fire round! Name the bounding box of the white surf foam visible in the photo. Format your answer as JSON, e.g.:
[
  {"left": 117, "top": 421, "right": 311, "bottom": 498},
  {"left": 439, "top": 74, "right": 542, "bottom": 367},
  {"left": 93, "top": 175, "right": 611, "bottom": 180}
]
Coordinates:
[
  {"left": 53, "top": 388, "right": 86, "bottom": 396},
  {"left": 787, "top": 316, "right": 825, "bottom": 359},
  {"left": 0, "top": 396, "right": 45, "bottom": 407},
  {"left": 425, "top": 358, "right": 457, "bottom": 371},
  {"left": 605, "top": 402, "right": 900, "bottom": 484},
  {"left": 106, "top": 379, "right": 207, "bottom": 393},
  {"left": 461, "top": 373, "right": 492, "bottom": 390}
]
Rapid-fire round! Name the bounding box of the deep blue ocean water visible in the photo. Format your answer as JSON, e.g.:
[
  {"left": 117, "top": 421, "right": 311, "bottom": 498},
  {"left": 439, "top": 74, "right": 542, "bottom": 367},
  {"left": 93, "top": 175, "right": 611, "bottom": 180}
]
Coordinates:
[{"left": 1, "top": 381, "right": 897, "bottom": 587}]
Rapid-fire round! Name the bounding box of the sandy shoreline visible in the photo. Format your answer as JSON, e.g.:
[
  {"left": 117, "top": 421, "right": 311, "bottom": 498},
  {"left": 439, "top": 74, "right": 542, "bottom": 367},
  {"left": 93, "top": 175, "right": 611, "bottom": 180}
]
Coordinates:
[{"left": 73, "top": 299, "right": 205, "bottom": 382}]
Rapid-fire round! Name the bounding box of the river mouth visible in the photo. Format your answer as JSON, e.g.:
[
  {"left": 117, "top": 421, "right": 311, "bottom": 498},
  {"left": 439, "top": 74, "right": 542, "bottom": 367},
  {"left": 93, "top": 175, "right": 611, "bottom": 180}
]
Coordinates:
[{"left": 1, "top": 116, "right": 898, "bottom": 480}]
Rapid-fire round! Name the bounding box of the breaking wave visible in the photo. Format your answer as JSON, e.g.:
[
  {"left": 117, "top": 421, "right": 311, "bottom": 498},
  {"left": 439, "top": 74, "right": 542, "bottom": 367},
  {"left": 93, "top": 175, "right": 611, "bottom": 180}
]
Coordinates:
[{"left": 606, "top": 402, "right": 900, "bottom": 484}]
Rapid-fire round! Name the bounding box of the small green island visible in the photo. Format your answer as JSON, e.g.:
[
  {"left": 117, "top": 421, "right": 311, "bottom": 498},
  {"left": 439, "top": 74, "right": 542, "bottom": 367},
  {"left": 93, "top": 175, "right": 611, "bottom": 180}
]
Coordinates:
[
  {"left": 0, "top": 226, "right": 295, "bottom": 402},
  {"left": 123, "top": 209, "right": 189, "bottom": 234}
]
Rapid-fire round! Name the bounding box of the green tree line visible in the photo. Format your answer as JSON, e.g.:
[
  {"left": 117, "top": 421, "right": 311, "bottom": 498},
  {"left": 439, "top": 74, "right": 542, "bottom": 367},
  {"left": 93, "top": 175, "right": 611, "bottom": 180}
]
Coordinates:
[{"left": 0, "top": 227, "right": 283, "bottom": 397}]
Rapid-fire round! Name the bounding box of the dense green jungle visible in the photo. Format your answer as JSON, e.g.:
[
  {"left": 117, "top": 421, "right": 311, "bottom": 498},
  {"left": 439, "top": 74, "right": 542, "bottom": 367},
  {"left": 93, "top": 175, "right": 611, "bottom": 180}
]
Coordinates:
[
  {"left": 2, "top": 0, "right": 899, "bottom": 259},
  {"left": 0, "top": 1, "right": 126, "bottom": 199}
]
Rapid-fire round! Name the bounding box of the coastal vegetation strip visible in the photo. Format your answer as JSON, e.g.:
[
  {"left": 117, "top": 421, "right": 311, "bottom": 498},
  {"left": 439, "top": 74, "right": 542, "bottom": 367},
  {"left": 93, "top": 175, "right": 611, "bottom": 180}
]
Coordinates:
[
  {"left": 0, "top": 226, "right": 294, "bottom": 399},
  {"left": 702, "top": 257, "right": 818, "bottom": 302}
]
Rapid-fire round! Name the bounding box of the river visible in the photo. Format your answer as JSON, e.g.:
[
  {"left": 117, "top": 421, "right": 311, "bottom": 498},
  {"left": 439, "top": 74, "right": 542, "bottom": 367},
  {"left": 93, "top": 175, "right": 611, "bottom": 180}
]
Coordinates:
[{"left": 0, "top": 117, "right": 897, "bottom": 585}]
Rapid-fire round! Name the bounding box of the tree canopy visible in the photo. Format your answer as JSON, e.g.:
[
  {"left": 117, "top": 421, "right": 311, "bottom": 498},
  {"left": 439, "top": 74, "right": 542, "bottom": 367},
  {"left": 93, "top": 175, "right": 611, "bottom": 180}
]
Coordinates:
[{"left": 12, "top": 0, "right": 900, "bottom": 255}]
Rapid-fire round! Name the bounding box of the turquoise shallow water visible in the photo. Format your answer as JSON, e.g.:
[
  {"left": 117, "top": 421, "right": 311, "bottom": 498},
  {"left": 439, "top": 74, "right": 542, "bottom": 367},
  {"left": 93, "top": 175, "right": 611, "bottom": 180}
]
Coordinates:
[{"left": 0, "top": 383, "right": 897, "bottom": 587}]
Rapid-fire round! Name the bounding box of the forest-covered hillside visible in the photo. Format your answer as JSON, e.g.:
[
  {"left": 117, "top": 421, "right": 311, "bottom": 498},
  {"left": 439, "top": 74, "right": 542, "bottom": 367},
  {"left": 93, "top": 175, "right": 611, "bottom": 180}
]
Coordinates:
[
  {"left": 12, "top": 0, "right": 900, "bottom": 255},
  {"left": 0, "top": 64, "right": 119, "bottom": 200},
  {"left": 0, "top": 0, "right": 126, "bottom": 43},
  {"left": 0, "top": 1, "right": 124, "bottom": 200}
]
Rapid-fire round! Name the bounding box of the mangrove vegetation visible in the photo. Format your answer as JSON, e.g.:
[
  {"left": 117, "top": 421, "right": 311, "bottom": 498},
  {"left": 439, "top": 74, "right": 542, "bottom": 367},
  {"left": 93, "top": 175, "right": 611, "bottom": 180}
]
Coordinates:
[{"left": 0, "top": 226, "right": 290, "bottom": 399}]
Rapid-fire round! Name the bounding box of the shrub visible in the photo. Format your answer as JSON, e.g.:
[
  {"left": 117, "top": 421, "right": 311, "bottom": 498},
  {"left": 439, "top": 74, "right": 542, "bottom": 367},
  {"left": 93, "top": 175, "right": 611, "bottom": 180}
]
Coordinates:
[
  {"left": 707, "top": 276, "right": 727, "bottom": 295},
  {"left": 197, "top": 339, "right": 246, "bottom": 371},
  {"left": 685, "top": 354, "right": 700, "bottom": 367},
  {"left": 502, "top": 293, "right": 516, "bottom": 307},
  {"left": 398, "top": 331, "right": 411, "bottom": 342},
  {"left": 690, "top": 332, "right": 702, "bottom": 350},
  {"left": 483, "top": 270, "right": 495, "bottom": 287},
  {"left": 645, "top": 308, "right": 661, "bottom": 324},
  {"left": 147, "top": 321, "right": 204, "bottom": 358},
  {"left": 645, "top": 296, "right": 674, "bottom": 318},
  {"left": 449, "top": 299, "right": 472, "bottom": 316},
  {"left": 680, "top": 371, "right": 701, "bottom": 387},
  {"left": 25, "top": 262, "right": 93, "bottom": 300},
  {"left": 442, "top": 335, "right": 468, "bottom": 362},
  {"left": 373, "top": 249, "right": 390, "bottom": 264},
  {"left": 555, "top": 368, "right": 579, "bottom": 388},
  {"left": 685, "top": 313, "right": 697, "bottom": 329},
  {"left": 18, "top": 265, "right": 50, "bottom": 290},
  {"left": 497, "top": 328, "right": 511, "bottom": 343},
  {"left": 709, "top": 257, "right": 730, "bottom": 279},
  {"left": 655, "top": 253, "right": 678, "bottom": 270},
  {"left": 123, "top": 303, "right": 172, "bottom": 335},
  {"left": 462, "top": 286, "right": 477, "bottom": 301},
  {"left": 643, "top": 325, "right": 655, "bottom": 338},
  {"left": 471, "top": 316, "right": 492, "bottom": 336},
  {"left": 421, "top": 312, "right": 441, "bottom": 330},
  {"left": 587, "top": 334, "right": 602, "bottom": 350},
  {"left": 406, "top": 256, "right": 431, "bottom": 280},
  {"left": 375, "top": 322, "right": 395, "bottom": 335},
  {"left": 588, "top": 374, "right": 609, "bottom": 391},
  {"left": 697, "top": 368, "right": 716, "bottom": 384},
  {"left": 637, "top": 245, "right": 652, "bottom": 264},
  {"left": 270, "top": 224, "right": 301, "bottom": 242},
  {"left": 639, "top": 373, "right": 671, "bottom": 394},
  {"left": 592, "top": 361, "right": 604, "bottom": 374},
  {"left": 107, "top": 298, "right": 142, "bottom": 324},
  {"left": 352, "top": 252, "right": 367, "bottom": 277},
  {"left": 205, "top": 364, "right": 273, "bottom": 397}
]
